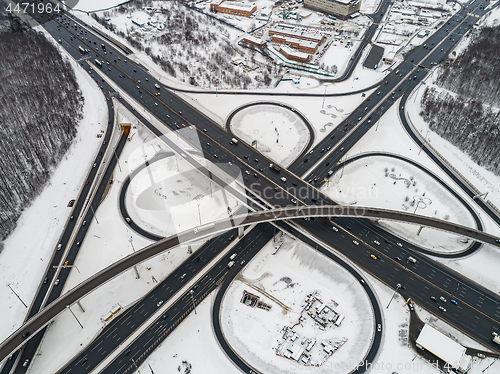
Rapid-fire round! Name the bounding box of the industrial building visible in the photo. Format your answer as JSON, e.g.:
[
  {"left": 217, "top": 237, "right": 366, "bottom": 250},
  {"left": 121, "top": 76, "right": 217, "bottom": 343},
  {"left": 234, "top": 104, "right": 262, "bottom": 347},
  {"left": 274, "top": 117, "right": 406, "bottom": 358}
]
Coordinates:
[
  {"left": 210, "top": 0, "right": 257, "bottom": 17},
  {"left": 416, "top": 324, "right": 471, "bottom": 374},
  {"left": 280, "top": 45, "right": 311, "bottom": 63},
  {"left": 304, "top": 0, "right": 361, "bottom": 19}
]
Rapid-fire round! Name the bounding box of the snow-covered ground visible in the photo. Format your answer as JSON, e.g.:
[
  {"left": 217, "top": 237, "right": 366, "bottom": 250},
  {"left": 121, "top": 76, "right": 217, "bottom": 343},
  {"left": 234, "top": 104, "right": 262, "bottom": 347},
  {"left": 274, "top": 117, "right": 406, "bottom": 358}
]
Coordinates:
[
  {"left": 230, "top": 104, "right": 310, "bottom": 166},
  {"left": 0, "top": 40, "right": 104, "bottom": 343},
  {"left": 72, "top": 0, "right": 129, "bottom": 12},
  {"left": 184, "top": 89, "right": 374, "bottom": 151},
  {"left": 323, "top": 155, "right": 476, "bottom": 253},
  {"left": 220, "top": 237, "right": 374, "bottom": 374}
]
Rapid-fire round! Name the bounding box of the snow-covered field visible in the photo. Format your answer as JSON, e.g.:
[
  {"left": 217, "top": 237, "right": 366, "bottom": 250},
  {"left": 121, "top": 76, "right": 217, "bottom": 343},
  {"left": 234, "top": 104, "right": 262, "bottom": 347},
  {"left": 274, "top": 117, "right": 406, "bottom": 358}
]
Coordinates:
[
  {"left": 323, "top": 155, "right": 476, "bottom": 253},
  {"left": 220, "top": 237, "right": 374, "bottom": 374},
  {"left": 230, "top": 104, "right": 310, "bottom": 166}
]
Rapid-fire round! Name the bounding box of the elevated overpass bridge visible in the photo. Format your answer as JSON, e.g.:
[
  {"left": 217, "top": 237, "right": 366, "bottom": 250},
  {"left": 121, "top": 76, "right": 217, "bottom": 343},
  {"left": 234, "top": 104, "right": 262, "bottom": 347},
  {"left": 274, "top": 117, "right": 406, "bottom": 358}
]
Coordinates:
[{"left": 1, "top": 204, "right": 499, "bottom": 363}]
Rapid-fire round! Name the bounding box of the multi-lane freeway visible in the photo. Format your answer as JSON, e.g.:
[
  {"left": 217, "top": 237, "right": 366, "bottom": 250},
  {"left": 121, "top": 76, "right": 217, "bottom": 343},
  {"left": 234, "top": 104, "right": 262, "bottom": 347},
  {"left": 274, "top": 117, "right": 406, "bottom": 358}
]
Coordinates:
[{"left": 2, "top": 0, "right": 500, "bottom": 372}]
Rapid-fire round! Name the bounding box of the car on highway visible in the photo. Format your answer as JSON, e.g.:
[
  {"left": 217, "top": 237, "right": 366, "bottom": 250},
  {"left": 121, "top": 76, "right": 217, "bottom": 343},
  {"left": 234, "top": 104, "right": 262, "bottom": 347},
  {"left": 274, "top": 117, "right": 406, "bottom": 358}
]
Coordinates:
[
  {"left": 353, "top": 240, "right": 359, "bottom": 245},
  {"left": 377, "top": 324, "right": 381, "bottom": 332},
  {"left": 439, "top": 306, "right": 446, "bottom": 312},
  {"left": 124, "top": 349, "right": 131, "bottom": 356},
  {"left": 178, "top": 111, "right": 183, "bottom": 115},
  {"left": 450, "top": 299, "right": 458, "bottom": 305},
  {"left": 157, "top": 300, "right": 164, "bottom": 307},
  {"left": 162, "top": 313, "right": 169, "bottom": 319},
  {"left": 291, "top": 199, "right": 297, "bottom": 204},
  {"left": 180, "top": 273, "right": 186, "bottom": 279},
  {"left": 213, "top": 154, "right": 218, "bottom": 159},
  {"left": 194, "top": 257, "right": 200, "bottom": 263},
  {"left": 430, "top": 296, "right": 437, "bottom": 301},
  {"left": 331, "top": 226, "right": 338, "bottom": 232},
  {"left": 23, "top": 359, "right": 29, "bottom": 367},
  {"left": 370, "top": 254, "right": 377, "bottom": 259},
  {"left": 22, "top": 332, "right": 30, "bottom": 339},
  {"left": 394, "top": 256, "right": 401, "bottom": 261},
  {"left": 440, "top": 296, "right": 447, "bottom": 303},
  {"left": 396, "top": 242, "right": 403, "bottom": 247},
  {"left": 373, "top": 240, "right": 380, "bottom": 245}
]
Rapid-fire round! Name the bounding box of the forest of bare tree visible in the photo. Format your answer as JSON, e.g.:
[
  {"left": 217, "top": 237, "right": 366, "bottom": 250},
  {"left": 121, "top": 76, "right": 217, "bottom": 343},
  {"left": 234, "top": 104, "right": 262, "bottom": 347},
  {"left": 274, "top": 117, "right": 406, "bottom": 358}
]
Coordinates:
[
  {"left": 0, "top": 30, "right": 84, "bottom": 251},
  {"left": 420, "top": 25, "right": 500, "bottom": 175}
]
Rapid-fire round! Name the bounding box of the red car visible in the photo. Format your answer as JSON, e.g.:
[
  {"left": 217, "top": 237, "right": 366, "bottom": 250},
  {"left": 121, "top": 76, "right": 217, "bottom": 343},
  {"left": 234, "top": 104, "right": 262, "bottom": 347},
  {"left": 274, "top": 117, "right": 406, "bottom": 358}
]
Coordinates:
[
  {"left": 85, "top": 180, "right": 89, "bottom": 185},
  {"left": 178, "top": 111, "right": 182, "bottom": 115}
]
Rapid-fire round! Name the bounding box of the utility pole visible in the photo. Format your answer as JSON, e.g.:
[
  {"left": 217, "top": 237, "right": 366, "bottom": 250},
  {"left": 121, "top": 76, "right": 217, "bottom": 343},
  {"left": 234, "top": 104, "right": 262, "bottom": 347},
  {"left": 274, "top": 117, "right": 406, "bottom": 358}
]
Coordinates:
[
  {"left": 67, "top": 305, "right": 84, "bottom": 329},
  {"left": 7, "top": 284, "right": 27, "bottom": 308}
]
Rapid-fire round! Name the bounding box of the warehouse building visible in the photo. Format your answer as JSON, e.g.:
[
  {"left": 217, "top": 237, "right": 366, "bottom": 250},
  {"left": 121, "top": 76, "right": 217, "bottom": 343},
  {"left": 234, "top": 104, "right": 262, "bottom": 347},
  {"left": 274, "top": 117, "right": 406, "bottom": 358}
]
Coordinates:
[
  {"left": 210, "top": 0, "right": 257, "bottom": 17},
  {"left": 304, "top": 0, "right": 361, "bottom": 19}
]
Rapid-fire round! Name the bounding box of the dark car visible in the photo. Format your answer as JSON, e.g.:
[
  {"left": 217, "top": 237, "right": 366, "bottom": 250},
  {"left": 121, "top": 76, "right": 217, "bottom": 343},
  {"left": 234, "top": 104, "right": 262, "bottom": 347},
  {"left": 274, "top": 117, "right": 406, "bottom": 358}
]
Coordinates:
[{"left": 22, "top": 332, "right": 30, "bottom": 339}]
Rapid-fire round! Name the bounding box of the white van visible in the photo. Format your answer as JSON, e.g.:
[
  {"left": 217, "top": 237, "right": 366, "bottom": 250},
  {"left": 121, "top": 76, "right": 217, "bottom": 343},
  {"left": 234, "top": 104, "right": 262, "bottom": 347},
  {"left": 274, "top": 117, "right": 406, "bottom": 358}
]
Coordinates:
[
  {"left": 230, "top": 253, "right": 237, "bottom": 260},
  {"left": 231, "top": 138, "right": 238, "bottom": 144},
  {"left": 408, "top": 256, "right": 417, "bottom": 263}
]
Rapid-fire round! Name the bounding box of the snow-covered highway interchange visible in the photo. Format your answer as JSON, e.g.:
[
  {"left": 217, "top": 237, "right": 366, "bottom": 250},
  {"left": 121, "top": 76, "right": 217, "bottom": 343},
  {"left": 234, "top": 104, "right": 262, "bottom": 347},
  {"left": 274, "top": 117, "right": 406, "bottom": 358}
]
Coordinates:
[{"left": 2, "top": 0, "right": 500, "bottom": 373}]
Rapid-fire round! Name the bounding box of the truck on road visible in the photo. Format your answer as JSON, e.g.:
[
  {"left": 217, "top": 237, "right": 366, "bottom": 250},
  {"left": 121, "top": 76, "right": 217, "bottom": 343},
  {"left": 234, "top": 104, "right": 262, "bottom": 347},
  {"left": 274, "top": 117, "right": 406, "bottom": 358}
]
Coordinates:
[
  {"left": 227, "top": 261, "right": 235, "bottom": 268},
  {"left": 269, "top": 164, "right": 280, "bottom": 172}
]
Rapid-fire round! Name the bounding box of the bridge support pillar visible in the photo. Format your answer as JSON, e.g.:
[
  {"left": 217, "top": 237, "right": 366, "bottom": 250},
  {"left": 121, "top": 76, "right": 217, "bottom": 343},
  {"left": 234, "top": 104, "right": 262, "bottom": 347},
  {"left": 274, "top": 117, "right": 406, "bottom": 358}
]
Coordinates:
[
  {"left": 134, "top": 265, "right": 140, "bottom": 279},
  {"left": 238, "top": 226, "right": 244, "bottom": 238},
  {"left": 416, "top": 226, "right": 423, "bottom": 236}
]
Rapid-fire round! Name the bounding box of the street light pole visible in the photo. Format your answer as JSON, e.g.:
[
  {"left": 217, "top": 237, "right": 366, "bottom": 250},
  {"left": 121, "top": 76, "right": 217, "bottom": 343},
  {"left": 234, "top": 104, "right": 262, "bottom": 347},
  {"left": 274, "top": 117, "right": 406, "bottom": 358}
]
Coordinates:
[
  {"left": 90, "top": 205, "right": 99, "bottom": 224},
  {"left": 190, "top": 290, "right": 197, "bottom": 314},
  {"left": 66, "top": 305, "right": 84, "bottom": 328},
  {"left": 132, "top": 358, "right": 141, "bottom": 374},
  {"left": 7, "top": 284, "right": 27, "bottom": 308},
  {"left": 129, "top": 238, "right": 140, "bottom": 279},
  {"left": 387, "top": 283, "right": 401, "bottom": 309}
]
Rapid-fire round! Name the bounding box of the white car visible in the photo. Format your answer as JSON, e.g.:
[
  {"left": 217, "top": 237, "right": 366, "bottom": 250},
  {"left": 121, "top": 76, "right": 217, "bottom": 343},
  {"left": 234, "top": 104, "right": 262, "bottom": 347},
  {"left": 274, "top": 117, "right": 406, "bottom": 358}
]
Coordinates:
[
  {"left": 439, "top": 306, "right": 446, "bottom": 312},
  {"left": 353, "top": 240, "right": 359, "bottom": 245},
  {"left": 157, "top": 300, "right": 164, "bottom": 307},
  {"left": 373, "top": 240, "right": 380, "bottom": 245},
  {"left": 396, "top": 242, "right": 403, "bottom": 247},
  {"left": 377, "top": 324, "right": 381, "bottom": 332},
  {"left": 331, "top": 226, "right": 338, "bottom": 232},
  {"left": 440, "top": 296, "right": 447, "bottom": 303}
]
